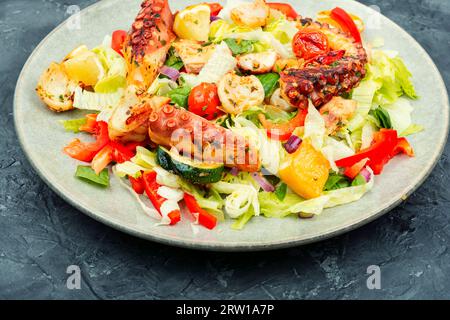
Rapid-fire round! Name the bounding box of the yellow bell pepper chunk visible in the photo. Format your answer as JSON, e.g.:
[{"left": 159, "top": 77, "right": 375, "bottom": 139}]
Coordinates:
[{"left": 279, "top": 140, "right": 330, "bottom": 199}]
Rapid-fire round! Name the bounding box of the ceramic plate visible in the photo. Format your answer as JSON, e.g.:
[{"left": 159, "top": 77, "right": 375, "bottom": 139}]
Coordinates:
[{"left": 14, "top": 0, "right": 449, "bottom": 251}]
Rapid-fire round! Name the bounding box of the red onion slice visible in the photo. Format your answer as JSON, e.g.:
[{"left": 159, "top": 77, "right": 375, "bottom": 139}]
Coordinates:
[
  {"left": 252, "top": 173, "right": 275, "bottom": 192},
  {"left": 160, "top": 65, "right": 180, "bottom": 81},
  {"left": 360, "top": 168, "right": 372, "bottom": 182},
  {"left": 210, "top": 15, "right": 221, "bottom": 22},
  {"left": 230, "top": 167, "right": 239, "bottom": 176},
  {"left": 284, "top": 135, "right": 302, "bottom": 154}
]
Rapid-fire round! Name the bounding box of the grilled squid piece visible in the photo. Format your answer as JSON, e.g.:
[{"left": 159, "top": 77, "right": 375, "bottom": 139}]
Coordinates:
[
  {"left": 36, "top": 62, "right": 76, "bottom": 112},
  {"left": 237, "top": 51, "right": 279, "bottom": 74},
  {"left": 230, "top": 0, "right": 270, "bottom": 28},
  {"left": 280, "top": 18, "right": 368, "bottom": 109},
  {"left": 320, "top": 97, "right": 357, "bottom": 135},
  {"left": 217, "top": 73, "right": 265, "bottom": 114},
  {"left": 124, "top": 0, "right": 176, "bottom": 92},
  {"left": 172, "top": 40, "right": 215, "bottom": 74},
  {"left": 148, "top": 104, "right": 260, "bottom": 172}
]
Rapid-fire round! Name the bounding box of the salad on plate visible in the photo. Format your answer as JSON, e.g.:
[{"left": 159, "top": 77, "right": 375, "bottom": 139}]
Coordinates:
[{"left": 36, "top": 0, "right": 421, "bottom": 230}]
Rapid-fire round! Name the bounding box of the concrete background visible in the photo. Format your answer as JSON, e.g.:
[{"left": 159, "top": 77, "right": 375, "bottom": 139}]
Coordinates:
[{"left": 1, "top": 0, "right": 449, "bottom": 299}]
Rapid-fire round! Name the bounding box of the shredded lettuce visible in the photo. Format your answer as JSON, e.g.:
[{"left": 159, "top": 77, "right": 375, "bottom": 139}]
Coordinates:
[
  {"left": 73, "top": 86, "right": 123, "bottom": 111},
  {"left": 212, "top": 172, "right": 260, "bottom": 220},
  {"left": 131, "top": 147, "right": 158, "bottom": 169},
  {"left": 264, "top": 17, "right": 298, "bottom": 45},
  {"left": 181, "top": 42, "right": 237, "bottom": 87},
  {"left": 222, "top": 29, "right": 293, "bottom": 58},
  {"left": 382, "top": 97, "right": 414, "bottom": 134},
  {"left": 401, "top": 124, "right": 424, "bottom": 137},
  {"left": 259, "top": 168, "right": 374, "bottom": 217},
  {"left": 114, "top": 162, "right": 149, "bottom": 179},
  {"left": 92, "top": 45, "right": 127, "bottom": 93},
  {"left": 59, "top": 117, "right": 87, "bottom": 133},
  {"left": 148, "top": 77, "right": 178, "bottom": 96}
]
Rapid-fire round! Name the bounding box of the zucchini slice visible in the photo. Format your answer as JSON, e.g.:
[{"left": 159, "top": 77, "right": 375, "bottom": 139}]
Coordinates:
[{"left": 156, "top": 147, "right": 225, "bottom": 184}]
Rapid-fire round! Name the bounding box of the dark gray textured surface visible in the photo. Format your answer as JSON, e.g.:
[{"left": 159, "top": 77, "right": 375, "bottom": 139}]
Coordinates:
[{"left": 1, "top": 0, "right": 449, "bottom": 300}]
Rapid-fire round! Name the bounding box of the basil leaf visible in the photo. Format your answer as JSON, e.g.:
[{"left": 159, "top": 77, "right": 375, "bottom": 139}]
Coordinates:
[
  {"left": 256, "top": 73, "right": 280, "bottom": 97},
  {"left": 371, "top": 107, "right": 393, "bottom": 129},
  {"left": 166, "top": 86, "right": 191, "bottom": 109},
  {"left": 274, "top": 183, "right": 287, "bottom": 201},
  {"left": 223, "top": 38, "right": 256, "bottom": 55},
  {"left": 75, "top": 166, "right": 109, "bottom": 187},
  {"left": 165, "top": 47, "right": 184, "bottom": 70},
  {"left": 324, "top": 173, "right": 351, "bottom": 191},
  {"left": 59, "top": 118, "right": 87, "bottom": 133},
  {"left": 351, "top": 174, "right": 367, "bottom": 187}
]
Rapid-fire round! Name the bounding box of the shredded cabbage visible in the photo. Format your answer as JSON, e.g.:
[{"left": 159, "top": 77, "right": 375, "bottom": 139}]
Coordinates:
[{"left": 92, "top": 44, "right": 127, "bottom": 93}]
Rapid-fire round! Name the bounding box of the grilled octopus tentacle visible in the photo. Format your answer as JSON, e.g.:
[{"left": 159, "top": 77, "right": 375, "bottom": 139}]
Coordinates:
[
  {"left": 280, "top": 18, "right": 368, "bottom": 109},
  {"left": 148, "top": 105, "right": 261, "bottom": 172},
  {"left": 124, "top": 0, "right": 176, "bottom": 92}
]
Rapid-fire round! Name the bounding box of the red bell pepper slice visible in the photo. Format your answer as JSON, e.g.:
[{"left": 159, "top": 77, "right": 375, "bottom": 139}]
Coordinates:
[
  {"left": 259, "top": 108, "right": 308, "bottom": 141},
  {"left": 142, "top": 171, "right": 181, "bottom": 225},
  {"left": 330, "top": 7, "right": 362, "bottom": 43},
  {"left": 79, "top": 114, "right": 99, "bottom": 134},
  {"left": 336, "top": 129, "right": 414, "bottom": 175},
  {"left": 267, "top": 3, "right": 298, "bottom": 19},
  {"left": 184, "top": 194, "right": 217, "bottom": 230},
  {"left": 129, "top": 176, "right": 145, "bottom": 195},
  {"left": 394, "top": 137, "right": 415, "bottom": 157},
  {"left": 205, "top": 2, "right": 223, "bottom": 16},
  {"left": 111, "top": 30, "right": 127, "bottom": 56},
  {"left": 64, "top": 121, "right": 110, "bottom": 162},
  {"left": 344, "top": 158, "right": 369, "bottom": 179},
  {"left": 91, "top": 144, "right": 114, "bottom": 175}
]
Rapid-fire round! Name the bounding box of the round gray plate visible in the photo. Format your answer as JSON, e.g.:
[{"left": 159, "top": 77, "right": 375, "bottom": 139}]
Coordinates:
[{"left": 14, "top": 0, "right": 449, "bottom": 251}]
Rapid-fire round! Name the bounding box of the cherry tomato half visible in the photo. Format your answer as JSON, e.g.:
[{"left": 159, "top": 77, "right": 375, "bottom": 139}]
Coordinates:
[
  {"left": 111, "top": 30, "right": 127, "bottom": 56},
  {"left": 292, "top": 29, "right": 329, "bottom": 60},
  {"left": 188, "top": 83, "right": 222, "bottom": 120}
]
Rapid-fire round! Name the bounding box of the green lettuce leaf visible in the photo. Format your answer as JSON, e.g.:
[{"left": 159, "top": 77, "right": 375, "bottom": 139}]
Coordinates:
[
  {"left": 59, "top": 118, "right": 87, "bottom": 133},
  {"left": 75, "top": 166, "right": 109, "bottom": 187}
]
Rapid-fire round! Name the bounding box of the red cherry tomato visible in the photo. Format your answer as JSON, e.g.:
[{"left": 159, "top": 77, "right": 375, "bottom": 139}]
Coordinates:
[
  {"left": 292, "top": 29, "right": 330, "bottom": 60},
  {"left": 111, "top": 30, "right": 127, "bottom": 56},
  {"left": 188, "top": 83, "right": 222, "bottom": 120},
  {"left": 267, "top": 3, "right": 298, "bottom": 19},
  {"left": 205, "top": 2, "right": 223, "bottom": 16}
]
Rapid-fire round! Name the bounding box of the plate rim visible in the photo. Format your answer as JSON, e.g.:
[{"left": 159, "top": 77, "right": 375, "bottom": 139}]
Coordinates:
[{"left": 14, "top": 0, "right": 450, "bottom": 252}]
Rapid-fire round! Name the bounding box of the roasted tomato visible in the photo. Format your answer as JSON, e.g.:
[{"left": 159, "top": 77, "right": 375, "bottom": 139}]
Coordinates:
[
  {"left": 188, "top": 83, "right": 222, "bottom": 120},
  {"left": 292, "top": 29, "right": 329, "bottom": 60}
]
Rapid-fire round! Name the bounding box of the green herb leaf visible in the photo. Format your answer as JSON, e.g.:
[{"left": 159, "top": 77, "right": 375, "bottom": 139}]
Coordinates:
[
  {"left": 274, "top": 183, "right": 287, "bottom": 201},
  {"left": 166, "top": 86, "right": 192, "bottom": 109},
  {"left": 255, "top": 73, "right": 280, "bottom": 97},
  {"left": 75, "top": 166, "right": 109, "bottom": 187},
  {"left": 223, "top": 38, "right": 256, "bottom": 55},
  {"left": 371, "top": 107, "right": 393, "bottom": 129},
  {"left": 324, "top": 173, "right": 351, "bottom": 191},
  {"left": 165, "top": 47, "right": 184, "bottom": 70},
  {"left": 59, "top": 118, "right": 87, "bottom": 133}
]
